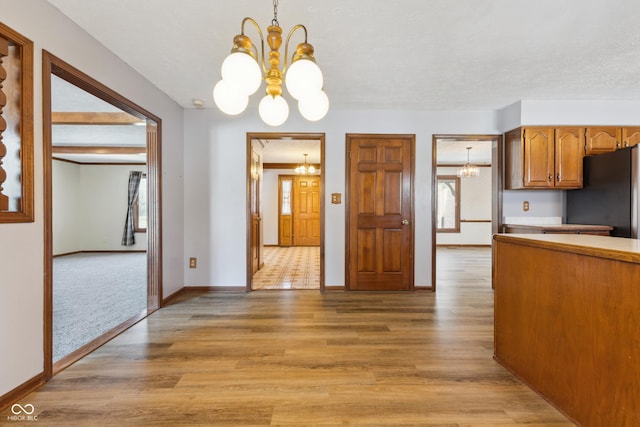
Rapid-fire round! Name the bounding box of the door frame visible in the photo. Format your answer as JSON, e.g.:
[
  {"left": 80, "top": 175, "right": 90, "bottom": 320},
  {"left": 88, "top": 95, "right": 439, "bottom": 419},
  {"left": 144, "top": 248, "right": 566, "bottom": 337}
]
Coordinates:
[
  {"left": 431, "top": 134, "right": 503, "bottom": 291},
  {"left": 345, "top": 133, "right": 416, "bottom": 291},
  {"left": 42, "top": 51, "right": 162, "bottom": 378},
  {"left": 246, "top": 132, "right": 325, "bottom": 291}
]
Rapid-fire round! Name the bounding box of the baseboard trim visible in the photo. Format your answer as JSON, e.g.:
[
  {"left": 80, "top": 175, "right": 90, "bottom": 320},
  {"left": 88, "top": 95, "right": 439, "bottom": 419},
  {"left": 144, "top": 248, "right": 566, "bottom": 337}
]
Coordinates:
[
  {"left": 53, "top": 250, "right": 147, "bottom": 258},
  {"left": 0, "top": 372, "right": 46, "bottom": 413},
  {"left": 436, "top": 244, "right": 491, "bottom": 248},
  {"left": 162, "top": 288, "right": 187, "bottom": 306},
  {"left": 323, "top": 285, "right": 346, "bottom": 291},
  {"left": 184, "top": 286, "right": 247, "bottom": 293}
]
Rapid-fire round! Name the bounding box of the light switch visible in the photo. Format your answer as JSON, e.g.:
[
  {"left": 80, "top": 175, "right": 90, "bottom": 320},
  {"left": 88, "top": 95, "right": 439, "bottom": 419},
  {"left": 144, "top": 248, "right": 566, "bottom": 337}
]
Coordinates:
[{"left": 331, "top": 193, "right": 342, "bottom": 204}]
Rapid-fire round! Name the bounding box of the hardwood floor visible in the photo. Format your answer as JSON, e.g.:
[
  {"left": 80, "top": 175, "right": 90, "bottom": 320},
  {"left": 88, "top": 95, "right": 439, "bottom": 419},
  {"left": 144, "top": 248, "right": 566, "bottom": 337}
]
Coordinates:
[{"left": 2, "top": 248, "right": 573, "bottom": 426}]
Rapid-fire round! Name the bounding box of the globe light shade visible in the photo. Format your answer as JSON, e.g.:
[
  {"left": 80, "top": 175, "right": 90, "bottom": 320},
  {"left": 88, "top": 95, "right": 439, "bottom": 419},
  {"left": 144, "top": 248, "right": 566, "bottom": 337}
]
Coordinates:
[
  {"left": 298, "top": 90, "right": 329, "bottom": 121},
  {"left": 213, "top": 80, "right": 249, "bottom": 115},
  {"left": 221, "top": 52, "right": 262, "bottom": 96},
  {"left": 285, "top": 59, "right": 323, "bottom": 100},
  {"left": 259, "top": 95, "right": 289, "bottom": 126}
]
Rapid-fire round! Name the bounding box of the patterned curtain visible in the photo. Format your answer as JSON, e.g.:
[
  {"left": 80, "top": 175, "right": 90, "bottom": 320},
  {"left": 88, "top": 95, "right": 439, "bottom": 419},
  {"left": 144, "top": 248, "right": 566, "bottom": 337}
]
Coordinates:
[{"left": 121, "top": 171, "right": 143, "bottom": 246}]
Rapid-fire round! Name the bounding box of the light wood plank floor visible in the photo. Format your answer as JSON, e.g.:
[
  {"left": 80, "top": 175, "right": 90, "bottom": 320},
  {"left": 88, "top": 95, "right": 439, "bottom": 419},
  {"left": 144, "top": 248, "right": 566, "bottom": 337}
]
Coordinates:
[{"left": 3, "top": 248, "right": 573, "bottom": 426}]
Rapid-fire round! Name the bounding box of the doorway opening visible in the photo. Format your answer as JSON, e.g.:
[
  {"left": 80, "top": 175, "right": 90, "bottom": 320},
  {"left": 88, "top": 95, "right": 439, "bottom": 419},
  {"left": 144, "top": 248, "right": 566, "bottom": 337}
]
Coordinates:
[
  {"left": 431, "top": 134, "right": 502, "bottom": 291},
  {"left": 246, "top": 133, "right": 325, "bottom": 291},
  {"left": 43, "top": 52, "right": 162, "bottom": 378}
]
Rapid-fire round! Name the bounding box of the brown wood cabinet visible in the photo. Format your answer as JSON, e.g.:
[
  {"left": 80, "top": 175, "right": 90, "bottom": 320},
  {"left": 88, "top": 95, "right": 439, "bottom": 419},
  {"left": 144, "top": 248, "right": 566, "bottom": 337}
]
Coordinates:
[
  {"left": 622, "top": 127, "right": 640, "bottom": 148},
  {"left": 585, "top": 126, "right": 620, "bottom": 155},
  {"left": 493, "top": 234, "right": 640, "bottom": 426},
  {"left": 505, "top": 127, "right": 583, "bottom": 189},
  {"left": 584, "top": 126, "right": 640, "bottom": 154}
]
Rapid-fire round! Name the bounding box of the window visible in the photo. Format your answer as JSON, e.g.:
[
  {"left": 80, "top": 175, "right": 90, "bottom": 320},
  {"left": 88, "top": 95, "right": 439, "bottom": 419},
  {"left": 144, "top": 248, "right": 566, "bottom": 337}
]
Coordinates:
[
  {"left": 134, "top": 174, "right": 147, "bottom": 232},
  {"left": 0, "top": 23, "right": 34, "bottom": 223},
  {"left": 436, "top": 175, "right": 460, "bottom": 233},
  {"left": 281, "top": 179, "right": 292, "bottom": 215}
]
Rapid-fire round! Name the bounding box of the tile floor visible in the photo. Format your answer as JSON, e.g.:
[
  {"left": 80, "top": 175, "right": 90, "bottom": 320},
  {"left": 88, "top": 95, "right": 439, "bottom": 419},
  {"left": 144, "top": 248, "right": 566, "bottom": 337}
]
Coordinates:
[{"left": 252, "top": 246, "right": 320, "bottom": 290}]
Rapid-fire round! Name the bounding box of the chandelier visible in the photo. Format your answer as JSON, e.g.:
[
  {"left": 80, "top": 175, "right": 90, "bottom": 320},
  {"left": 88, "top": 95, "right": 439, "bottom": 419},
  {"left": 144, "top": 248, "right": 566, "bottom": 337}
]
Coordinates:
[
  {"left": 295, "top": 153, "right": 316, "bottom": 174},
  {"left": 457, "top": 147, "right": 480, "bottom": 178},
  {"left": 213, "top": 0, "right": 329, "bottom": 126}
]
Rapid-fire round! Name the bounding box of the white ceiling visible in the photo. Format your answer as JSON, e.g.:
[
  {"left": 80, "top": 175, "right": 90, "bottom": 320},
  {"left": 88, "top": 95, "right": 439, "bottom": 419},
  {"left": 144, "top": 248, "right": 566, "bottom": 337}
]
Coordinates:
[
  {"left": 46, "top": 0, "right": 640, "bottom": 113},
  {"left": 260, "top": 139, "right": 321, "bottom": 164},
  {"left": 46, "top": 1, "right": 640, "bottom": 164}
]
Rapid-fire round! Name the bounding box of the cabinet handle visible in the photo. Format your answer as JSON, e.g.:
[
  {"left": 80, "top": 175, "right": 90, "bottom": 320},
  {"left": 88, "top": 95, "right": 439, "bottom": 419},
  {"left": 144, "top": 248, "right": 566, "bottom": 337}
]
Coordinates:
[
  {"left": 557, "top": 174, "right": 561, "bottom": 182},
  {"left": 548, "top": 174, "right": 553, "bottom": 182}
]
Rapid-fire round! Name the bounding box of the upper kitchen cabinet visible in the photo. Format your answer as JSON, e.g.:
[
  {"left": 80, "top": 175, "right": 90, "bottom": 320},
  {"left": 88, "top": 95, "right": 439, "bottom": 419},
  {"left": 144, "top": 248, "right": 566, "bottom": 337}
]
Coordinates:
[
  {"left": 584, "top": 126, "right": 640, "bottom": 154},
  {"left": 505, "top": 127, "right": 583, "bottom": 190},
  {"left": 621, "top": 127, "right": 640, "bottom": 148},
  {"left": 585, "top": 127, "right": 621, "bottom": 155}
]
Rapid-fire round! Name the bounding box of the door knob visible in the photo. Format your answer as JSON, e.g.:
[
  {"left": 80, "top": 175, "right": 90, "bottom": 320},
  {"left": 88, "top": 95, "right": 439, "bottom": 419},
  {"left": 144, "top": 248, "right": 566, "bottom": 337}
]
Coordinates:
[{"left": 402, "top": 219, "right": 409, "bottom": 225}]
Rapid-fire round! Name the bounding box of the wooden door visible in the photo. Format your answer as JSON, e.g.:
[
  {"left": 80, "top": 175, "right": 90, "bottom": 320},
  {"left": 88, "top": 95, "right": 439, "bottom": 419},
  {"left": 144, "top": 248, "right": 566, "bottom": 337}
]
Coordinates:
[
  {"left": 250, "top": 149, "right": 261, "bottom": 274},
  {"left": 523, "top": 128, "right": 554, "bottom": 188},
  {"left": 554, "top": 127, "right": 584, "bottom": 188},
  {"left": 346, "top": 134, "right": 414, "bottom": 291},
  {"left": 293, "top": 175, "right": 321, "bottom": 246},
  {"left": 585, "top": 127, "right": 620, "bottom": 155}
]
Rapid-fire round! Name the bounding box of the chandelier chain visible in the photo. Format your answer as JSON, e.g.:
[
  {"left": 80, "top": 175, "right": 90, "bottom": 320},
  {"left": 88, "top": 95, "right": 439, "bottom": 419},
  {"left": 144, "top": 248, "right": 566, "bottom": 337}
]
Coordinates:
[{"left": 272, "top": 0, "right": 279, "bottom": 26}]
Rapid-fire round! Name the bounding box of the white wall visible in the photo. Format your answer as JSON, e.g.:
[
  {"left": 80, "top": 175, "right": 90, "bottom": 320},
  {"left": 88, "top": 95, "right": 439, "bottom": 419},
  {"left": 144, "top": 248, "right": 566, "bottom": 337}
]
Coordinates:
[
  {"left": 53, "top": 162, "right": 147, "bottom": 254},
  {"left": 262, "top": 169, "right": 290, "bottom": 245},
  {"left": 183, "top": 107, "right": 500, "bottom": 288},
  {"left": 436, "top": 166, "right": 492, "bottom": 245},
  {"left": 52, "top": 161, "right": 83, "bottom": 254},
  {"left": 0, "top": 0, "right": 184, "bottom": 399}
]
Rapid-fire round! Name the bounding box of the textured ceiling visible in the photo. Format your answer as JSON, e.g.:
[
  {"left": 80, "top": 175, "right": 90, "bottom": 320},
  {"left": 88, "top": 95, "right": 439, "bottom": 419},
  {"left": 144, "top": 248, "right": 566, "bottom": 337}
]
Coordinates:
[{"left": 46, "top": 0, "right": 640, "bottom": 112}]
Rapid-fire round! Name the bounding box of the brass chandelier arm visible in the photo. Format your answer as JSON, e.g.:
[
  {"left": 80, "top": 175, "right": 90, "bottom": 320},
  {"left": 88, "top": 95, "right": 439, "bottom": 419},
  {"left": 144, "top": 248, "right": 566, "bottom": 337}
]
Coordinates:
[
  {"left": 240, "top": 17, "right": 267, "bottom": 74},
  {"left": 283, "top": 24, "right": 308, "bottom": 74}
]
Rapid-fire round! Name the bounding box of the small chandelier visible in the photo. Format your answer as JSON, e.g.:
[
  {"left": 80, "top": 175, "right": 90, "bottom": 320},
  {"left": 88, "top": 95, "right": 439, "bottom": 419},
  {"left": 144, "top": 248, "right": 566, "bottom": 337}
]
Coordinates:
[
  {"left": 213, "top": 0, "right": 329, "bottom": 126},
  {"left": 295, "top": 153, "right": 316, "bottom": 174},
  {"left": 457, "top": 147, "right": 480, "bottom": 178}
]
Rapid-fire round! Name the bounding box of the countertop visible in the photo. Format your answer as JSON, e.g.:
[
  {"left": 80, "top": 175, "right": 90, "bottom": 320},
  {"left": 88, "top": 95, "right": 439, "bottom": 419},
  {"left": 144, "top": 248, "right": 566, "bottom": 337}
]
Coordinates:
[
  {"left": 502, "top": 223, "right": 613, "bottom": 231},
  {"left": 493, "top": 233, "right": 640, "bottom": 264}
]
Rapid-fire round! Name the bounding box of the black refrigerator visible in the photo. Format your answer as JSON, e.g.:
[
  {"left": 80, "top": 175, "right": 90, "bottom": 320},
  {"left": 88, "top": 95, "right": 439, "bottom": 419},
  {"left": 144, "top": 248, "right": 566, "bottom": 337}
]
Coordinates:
[{"left": 565, "top": 146, "right": 639, "bottom": 238}]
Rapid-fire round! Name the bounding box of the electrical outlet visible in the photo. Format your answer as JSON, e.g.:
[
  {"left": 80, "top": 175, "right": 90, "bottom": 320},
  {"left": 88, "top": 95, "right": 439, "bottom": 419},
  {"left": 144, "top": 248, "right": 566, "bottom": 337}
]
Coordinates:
[
  {"left": 523, "top": 201, "right": 530, "bottom": 212},
  {"left": 189, "top": 257, "right": 197, "bottom": 268}
]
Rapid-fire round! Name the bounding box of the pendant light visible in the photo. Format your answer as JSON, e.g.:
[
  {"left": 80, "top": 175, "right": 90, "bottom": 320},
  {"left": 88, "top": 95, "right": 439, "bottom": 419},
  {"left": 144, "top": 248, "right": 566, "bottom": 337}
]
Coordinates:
[
  {"left": 295, "top": 153, "right": 316, "bottom": 174},
  {"left": 457, "top": 147, "right": 480, "bottom": 178}
]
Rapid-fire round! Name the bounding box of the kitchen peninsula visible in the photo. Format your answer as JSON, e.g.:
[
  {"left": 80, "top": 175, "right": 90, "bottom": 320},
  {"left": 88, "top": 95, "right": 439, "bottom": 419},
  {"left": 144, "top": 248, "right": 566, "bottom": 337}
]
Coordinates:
[{"left": 493, "top": 233, "right": 640, "bottom": 426}]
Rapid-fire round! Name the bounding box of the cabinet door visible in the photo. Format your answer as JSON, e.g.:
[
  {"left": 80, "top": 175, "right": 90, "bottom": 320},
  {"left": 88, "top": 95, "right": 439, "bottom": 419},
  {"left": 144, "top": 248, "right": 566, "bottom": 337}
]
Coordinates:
[
  {"left": 554, "top": 127, "right": 583, "bottom": 188},
  {"left": 523, "top": 128, "right": 554, "bottom": 188},
  {"left": 622, "top": 127, "right": 640, "bottom": 148},
  {"left": 585, "top": 127, "right": 620, "bottom": 155}
]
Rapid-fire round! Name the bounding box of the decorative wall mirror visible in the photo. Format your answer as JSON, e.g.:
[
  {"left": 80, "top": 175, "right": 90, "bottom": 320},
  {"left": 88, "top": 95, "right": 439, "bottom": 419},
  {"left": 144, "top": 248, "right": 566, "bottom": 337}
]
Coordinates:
[{"left": 0, "top": 23, "right": 34, "bottom": 223}]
